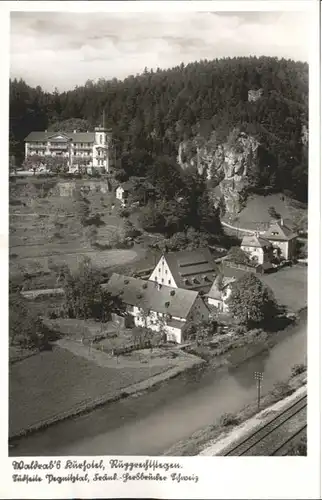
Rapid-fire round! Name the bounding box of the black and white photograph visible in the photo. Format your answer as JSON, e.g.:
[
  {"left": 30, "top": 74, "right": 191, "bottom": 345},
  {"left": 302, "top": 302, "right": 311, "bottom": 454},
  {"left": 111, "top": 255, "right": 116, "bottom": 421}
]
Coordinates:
[{"left": 3, "top": 0, "right": 321, "bottom": 498}]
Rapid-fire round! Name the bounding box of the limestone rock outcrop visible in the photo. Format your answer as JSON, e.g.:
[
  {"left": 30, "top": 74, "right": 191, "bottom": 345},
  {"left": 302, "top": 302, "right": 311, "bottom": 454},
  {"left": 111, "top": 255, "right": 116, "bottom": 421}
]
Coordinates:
[{"left": 177, "top": 130, "right": 260, "bottom": 215}]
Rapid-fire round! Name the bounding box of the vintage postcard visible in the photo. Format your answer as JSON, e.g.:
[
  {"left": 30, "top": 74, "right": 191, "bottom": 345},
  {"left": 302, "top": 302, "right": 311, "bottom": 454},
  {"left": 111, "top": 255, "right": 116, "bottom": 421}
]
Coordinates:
[{"left": 1, "top": 0, "right": 321, "bottom": 498}]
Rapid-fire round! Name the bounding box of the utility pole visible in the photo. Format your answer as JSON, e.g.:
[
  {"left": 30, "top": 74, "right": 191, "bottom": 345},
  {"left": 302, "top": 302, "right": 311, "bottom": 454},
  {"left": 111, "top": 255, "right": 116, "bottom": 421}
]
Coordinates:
[{"left": 254, "top": 371, "right": 263, "bottom": 410}]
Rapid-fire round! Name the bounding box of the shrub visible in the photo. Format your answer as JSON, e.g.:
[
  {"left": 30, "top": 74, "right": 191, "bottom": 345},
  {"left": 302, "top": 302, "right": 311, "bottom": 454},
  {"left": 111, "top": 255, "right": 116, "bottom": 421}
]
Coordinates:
[
  {"left": 233, "top": 325, "right": 247, "bottom": 336},
  {"left": 220, "top": 413, "right": 240, "bottom": 427},
  {"left": 291, "top": 363, "right": 306, "bottom": 377},
  {"left": 272, "top": 381, "right": 294, "bottom": 398},
  {"left": 118, "top": 208, "right": 130, "bottom": 218}
]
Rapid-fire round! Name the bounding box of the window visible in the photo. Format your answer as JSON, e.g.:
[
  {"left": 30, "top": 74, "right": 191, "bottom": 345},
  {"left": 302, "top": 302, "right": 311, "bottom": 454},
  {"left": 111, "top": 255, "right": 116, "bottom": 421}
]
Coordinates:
[
  {"left": 158, "top": 268, "right": 161, "bottom": 273},
  {"left": 165, "top": 269, "right": 168, "bottom": 275},
  {"left": 100, "top": 135, "right": 103, "bottom": 144},
  {"left": 161, "top": 278, "right": 164, "bottom": 283},
  {"left": 168, "top": 280, "right": 171, "bottom": 285}
]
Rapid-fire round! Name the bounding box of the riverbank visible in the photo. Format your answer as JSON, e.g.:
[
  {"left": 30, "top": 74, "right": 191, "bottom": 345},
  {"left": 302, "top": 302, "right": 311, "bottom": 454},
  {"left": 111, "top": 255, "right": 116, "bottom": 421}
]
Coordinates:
[
  {"left": 10, "top": 312, "right": 306, "bottom": 456},
  {"left": 9, "top": 345, "right": 204, "bottom": 441},
  {"left": 165, "top": 369, "right": 307, "bottom": 456},
  {"left": 9, "top": 309, "right": 306, "bottom": 454},
  {"left": 185, "top": 308, "right": 306, "bottom": 374}
]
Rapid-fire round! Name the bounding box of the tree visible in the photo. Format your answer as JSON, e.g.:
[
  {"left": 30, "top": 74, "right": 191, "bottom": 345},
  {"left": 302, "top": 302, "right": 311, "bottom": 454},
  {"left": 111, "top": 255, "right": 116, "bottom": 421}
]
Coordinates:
[
  {"left": 84, "top": 226, "right": 98, "bottom": 247},
  {"left": 61, "top": 257, "right": 123, "bottom": 321},
  {"left": 123, "top": 220, "right": 140, "bottom": 239},
  {"left": 9, "top": 293, "right": 55, "bottom": 350},
  {"left": 48, "top": 118, "right": 91, "bottom": 132},
  {"left": 139, "top": 202, "right": 165, "bottom": 233},
  {"left": 227, "top": 246, "right": 250, "bottom": 265},
  {"left": 10, "top": 56, "right": 308, "bottom": 203},
  {"left": 185, "top": 318, "right": 216, "bottom": 345},
  {"left": 44, "top": 155, "right": 69, "bottom": 174},
  {"left": 268, "top": 206, "right": 281, "bottom": 220},
  {"left": 227, "top": 273, "right": 279, "bottom": 326},
  {"left": 131, "top": 326, "right": 151, "bottom": 349},
  {"left": 22, "top": 154, "right": 44, "bottom": 173}
]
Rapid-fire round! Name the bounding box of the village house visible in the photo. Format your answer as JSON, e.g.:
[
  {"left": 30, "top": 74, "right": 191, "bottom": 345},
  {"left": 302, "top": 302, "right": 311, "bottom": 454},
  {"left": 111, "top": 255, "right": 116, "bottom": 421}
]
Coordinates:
[
  {"left": 262, "top": 219, "right": 297, "bottom": 260},
  {"left": 115, "top": 182, "right": 132, "bottom": 204},
  {"left": 149, "top": 248, "right": 217, "bottom": 293},
  {"left": 240, "top": 234, "right": 273, "bottom": 266},
  {"left": 102, "top": 273, "right": 209, "bottom": 344},
  {"left": 24, "top": 126, "right": 111, "bottom": 173},
  {"left": 206, "top": 276, "right": 236, "bottom": 313}
]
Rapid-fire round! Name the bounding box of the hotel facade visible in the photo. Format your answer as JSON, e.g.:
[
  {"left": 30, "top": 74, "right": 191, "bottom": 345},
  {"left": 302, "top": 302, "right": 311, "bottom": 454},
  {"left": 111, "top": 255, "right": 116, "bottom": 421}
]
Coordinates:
[{"left": 24, "top": 126, "right": 111, "bottom": 173}]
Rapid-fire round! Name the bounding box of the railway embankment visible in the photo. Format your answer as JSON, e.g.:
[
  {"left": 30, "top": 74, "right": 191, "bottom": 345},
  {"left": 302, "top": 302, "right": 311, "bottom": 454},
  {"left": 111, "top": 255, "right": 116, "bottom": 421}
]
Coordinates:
[{"left": 200, "top": 386, "right": 307, "bottom": 456}]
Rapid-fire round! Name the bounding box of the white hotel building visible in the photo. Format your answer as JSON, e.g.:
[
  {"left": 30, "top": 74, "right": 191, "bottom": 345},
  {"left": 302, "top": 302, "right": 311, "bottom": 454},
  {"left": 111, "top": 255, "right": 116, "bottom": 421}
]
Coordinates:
[{"left": 24, "top": 126, "right": 111, "bottom": 173}]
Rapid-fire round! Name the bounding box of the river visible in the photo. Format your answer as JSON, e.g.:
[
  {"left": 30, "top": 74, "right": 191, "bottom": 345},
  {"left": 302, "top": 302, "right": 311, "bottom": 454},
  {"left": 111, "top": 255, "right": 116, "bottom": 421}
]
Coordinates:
[{"left": 11, "top": 312, "right": 307, "bottom": 457}]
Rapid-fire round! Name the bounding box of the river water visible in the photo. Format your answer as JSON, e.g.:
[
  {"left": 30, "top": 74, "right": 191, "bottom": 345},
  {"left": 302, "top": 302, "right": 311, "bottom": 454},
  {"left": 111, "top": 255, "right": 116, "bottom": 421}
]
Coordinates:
[{"left": 11, "top": 313, "right": 307, "bottom": 457}]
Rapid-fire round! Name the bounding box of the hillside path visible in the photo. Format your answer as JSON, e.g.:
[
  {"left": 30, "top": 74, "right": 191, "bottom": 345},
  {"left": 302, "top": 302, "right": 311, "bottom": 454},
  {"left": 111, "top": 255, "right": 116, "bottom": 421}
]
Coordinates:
[{"left": 221, "top": 220, "right": 264, "bottom": 235}]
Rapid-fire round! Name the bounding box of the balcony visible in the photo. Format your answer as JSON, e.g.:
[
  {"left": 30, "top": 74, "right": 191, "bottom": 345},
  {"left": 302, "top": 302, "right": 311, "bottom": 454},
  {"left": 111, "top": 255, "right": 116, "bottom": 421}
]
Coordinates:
[
  {"left": 28, "top": 144, "right": 46, "bottom": 149},
  {"left": 49, "top": 144, "right": 68, "bottom": 150},
  {"left": 73, "top": 145, "right": 93, "bottom": 150}
]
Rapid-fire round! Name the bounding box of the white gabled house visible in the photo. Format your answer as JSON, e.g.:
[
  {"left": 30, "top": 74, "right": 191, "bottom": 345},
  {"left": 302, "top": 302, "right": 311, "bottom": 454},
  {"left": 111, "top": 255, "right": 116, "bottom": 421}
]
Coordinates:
[
  {"left": 149, "top": 248, "right": 217, "bottom": 293},
  {"left": 102, "top": 273, "right": 209, "bottom": 344},
  {"left": 206, "top": 276, "right": 236, "bottom": 313},
  {"left": 262, "top": 220, "right": 297, "bottom": 260},
  {"left": 240, "top": 234, "right": 273, "bottom": 266}
]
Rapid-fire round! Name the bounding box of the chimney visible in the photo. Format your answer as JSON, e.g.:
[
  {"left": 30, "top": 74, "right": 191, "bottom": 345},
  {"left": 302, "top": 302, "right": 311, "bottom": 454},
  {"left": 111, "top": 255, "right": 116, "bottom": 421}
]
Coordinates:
[
  {"left": 73, "top": 130, "right": 77, "bottom": 133},
  {"left": 280, "top": 218, "right": 284, "bottom": 226}
]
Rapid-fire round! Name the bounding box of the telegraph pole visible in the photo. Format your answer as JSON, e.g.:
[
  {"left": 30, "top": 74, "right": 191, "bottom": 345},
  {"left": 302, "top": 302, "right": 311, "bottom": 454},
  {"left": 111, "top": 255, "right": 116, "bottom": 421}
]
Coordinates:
[{"left": 254, "top": 371, "right": 263, "bottom": 410}]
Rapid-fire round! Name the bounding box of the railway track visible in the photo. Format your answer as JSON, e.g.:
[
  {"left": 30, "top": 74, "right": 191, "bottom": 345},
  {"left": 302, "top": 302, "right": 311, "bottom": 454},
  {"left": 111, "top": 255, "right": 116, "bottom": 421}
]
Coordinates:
[
  {"left": 223, "top": 395, "right": 307, "bottom": 456},
  {"left": 271, "top": 424, "right": 307, "bottom": 456}
]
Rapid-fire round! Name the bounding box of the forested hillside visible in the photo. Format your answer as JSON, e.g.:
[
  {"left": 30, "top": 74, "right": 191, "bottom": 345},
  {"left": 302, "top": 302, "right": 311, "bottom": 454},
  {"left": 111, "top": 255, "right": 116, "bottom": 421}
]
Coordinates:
[{"left": 10, "top": 56, "right": 308, "bottom": 202}]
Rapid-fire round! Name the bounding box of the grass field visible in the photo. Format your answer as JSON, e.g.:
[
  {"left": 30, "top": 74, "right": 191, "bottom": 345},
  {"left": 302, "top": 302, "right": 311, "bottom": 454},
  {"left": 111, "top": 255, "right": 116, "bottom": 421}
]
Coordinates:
[
  {"left": 9, "top": 178, "right": 145, "bottom": 280},
  {"left": 9, "top": 345, "right": 173, "bottom": 437},
  {"left": 261, "top": 265, "right": 307, "bottom": 312},
  {"left": 224, "top": 193, "right": 307, "bottom": 232}
]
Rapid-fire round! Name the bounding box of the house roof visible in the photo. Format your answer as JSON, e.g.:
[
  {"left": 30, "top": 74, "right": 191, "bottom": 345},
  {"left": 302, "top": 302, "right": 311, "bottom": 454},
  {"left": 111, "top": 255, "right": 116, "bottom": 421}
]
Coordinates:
[
  {"left": 207, "top": 277, "right": 235, "bottom": 300},
  {"left": 162, "top": 248, "right": 217, "bottom": 293},
  {"left": 25, "top": 131, "right": 96, "bottom": 143},
  {"left": 220, "top": 263, "right": 248, "bottom": 280},
  {"left": 102, "top": 273, "right": 199, "bottom": 319},
  {"left": 241, "top": 234, "right": 272, "bottom": 248},
  {"left": 167, "top": 318, "right": 186, "bottom": 330},
  {"left": 263, "top": 221, "right": 297, "bottom": 241}
]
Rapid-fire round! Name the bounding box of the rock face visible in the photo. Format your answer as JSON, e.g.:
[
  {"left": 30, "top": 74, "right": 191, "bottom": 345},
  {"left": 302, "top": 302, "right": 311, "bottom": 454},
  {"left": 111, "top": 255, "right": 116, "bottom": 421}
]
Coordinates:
[{"left": 177, "top": 130, "right": 260, "bottom": 215}]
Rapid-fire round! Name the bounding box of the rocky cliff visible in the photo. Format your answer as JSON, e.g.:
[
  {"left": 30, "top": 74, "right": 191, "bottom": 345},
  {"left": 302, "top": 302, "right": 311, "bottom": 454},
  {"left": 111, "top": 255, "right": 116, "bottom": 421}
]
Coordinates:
[{"left": 177, "top": 130, "right": 260, "bottom": 215}]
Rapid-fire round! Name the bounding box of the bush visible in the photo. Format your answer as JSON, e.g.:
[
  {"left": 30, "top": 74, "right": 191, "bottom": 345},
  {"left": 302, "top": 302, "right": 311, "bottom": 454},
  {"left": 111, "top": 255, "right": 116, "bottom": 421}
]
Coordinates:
[
  {"left": 291, "top": 363, "right": 306, "bottom": 377},
  {"left": 118, "top": 208, "right": 130, "bottom": 218},
  {"left": 233, "top": 325, "right": 248, "bottom": 336},
  {"left": 272, "top": 381, "right": 294, "bottom": 398},
  {"left": 83, "top": 213, "right": 105, "bottom": 227},
  {"left": 219, "top": 413, "right": 240, "bottom": 427}
]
